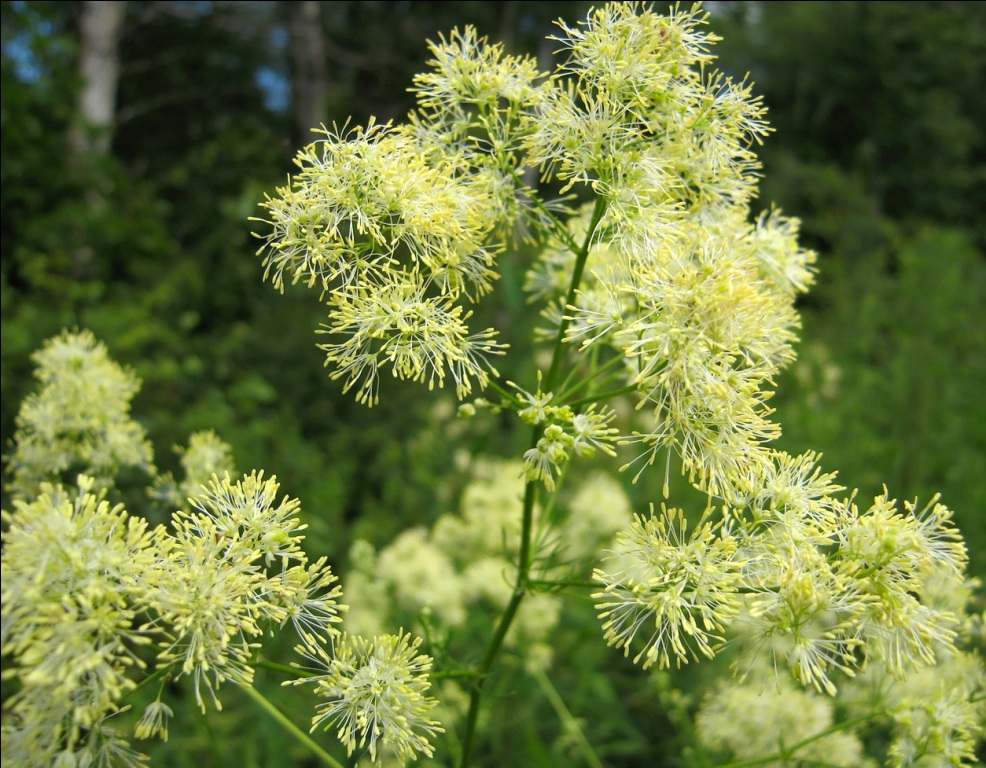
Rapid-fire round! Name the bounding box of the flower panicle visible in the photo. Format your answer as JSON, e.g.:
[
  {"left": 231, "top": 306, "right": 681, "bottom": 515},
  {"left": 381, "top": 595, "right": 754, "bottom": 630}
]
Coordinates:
[
  {"left": 290, "top": 630, "right": 444, "bottom": 766},
  {"left": 154, "top": 471, "right": 346, "bottom": 711},
  {"left": 593, "top": 504, "right": 745, "bottom": 670}
]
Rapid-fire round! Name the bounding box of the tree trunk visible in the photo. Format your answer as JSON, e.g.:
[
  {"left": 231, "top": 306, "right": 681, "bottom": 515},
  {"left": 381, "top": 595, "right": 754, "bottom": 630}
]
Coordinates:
[
  {"left": 70, "top": 0, "right": 127, "bottom": 156},
  {"left": 288, "top": 1, "right": 328, "bottom": 145}
]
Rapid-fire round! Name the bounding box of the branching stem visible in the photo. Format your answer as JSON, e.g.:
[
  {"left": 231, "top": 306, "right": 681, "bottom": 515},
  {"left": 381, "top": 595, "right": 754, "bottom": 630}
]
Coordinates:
[{"left": 457, "top": 194, "right": 609, "bottom": 768}]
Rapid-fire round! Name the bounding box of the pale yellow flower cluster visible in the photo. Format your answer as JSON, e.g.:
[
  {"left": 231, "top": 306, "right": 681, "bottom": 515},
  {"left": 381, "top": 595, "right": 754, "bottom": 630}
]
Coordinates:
[
  {"left": 527, "top": 199, "right": 813, "bottom": 499},
  {"left": 291, "top": 631, "right": 444, "bottom": 766},
  {"left": 256, "top": 3, "right": 980, "bottom": 763},
  {"left": 5, "top": 2, "right": 979, "bottom": 766},
  {"left": 151, "top": 471, "right": 345, "bottom": 709},
  {"left": 1, "top": 469, "right": 345, "bottom": 763},
  {"left": 509, "top": 2, "right": 816, "bottom": 502},
  {"left": 871, "top": 650, "right": 984, "bottom": 767},
  {"left": 1, "top": 477, "right": 157, "bottom": 766},
  {"left": 5, "top": 329, "right": 153, "bottom": 500},
  {"left": 694, "top": 576, "right": 984, "bottom": 767},
  {"left": 595, "top": 450, "right": 972, "bottom": 695},
  {"left": 827, "top": 570, "right": 985, "bottom": 768},
  {"left": 695, "top": 665, "right": 872, "bottom": 768},
  {"left": 255, "top": 111, "right": 517, "bottom": 405},
  {"left": 505, "top": 375, "right": 620, "bottom": 491},
  {"left": 530, "top": 2, "right": 766, "bottom": 212},
  {"left": 595, "top": 504, "right": 744, "bottom": 670},
  {"left": 4, "top": 330, "right": 448, "bottom": 765}
]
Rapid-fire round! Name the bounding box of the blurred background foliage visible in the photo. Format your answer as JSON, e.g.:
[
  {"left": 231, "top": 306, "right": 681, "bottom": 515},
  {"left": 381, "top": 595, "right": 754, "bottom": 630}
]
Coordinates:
[{"left": 2, "top": 2, "right": 983, "bottom": 766}]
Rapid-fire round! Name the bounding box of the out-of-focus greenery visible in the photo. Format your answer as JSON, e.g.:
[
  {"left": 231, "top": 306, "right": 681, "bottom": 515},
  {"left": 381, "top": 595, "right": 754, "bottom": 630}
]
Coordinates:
[{"left": 2, "top": 2, "right": 983, "bottom": 766}]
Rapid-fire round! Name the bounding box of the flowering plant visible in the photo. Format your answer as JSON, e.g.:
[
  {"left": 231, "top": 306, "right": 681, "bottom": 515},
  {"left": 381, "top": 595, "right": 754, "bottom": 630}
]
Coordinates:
[{"left": 3, "top": 3, "right": 982, "bottom": 767}]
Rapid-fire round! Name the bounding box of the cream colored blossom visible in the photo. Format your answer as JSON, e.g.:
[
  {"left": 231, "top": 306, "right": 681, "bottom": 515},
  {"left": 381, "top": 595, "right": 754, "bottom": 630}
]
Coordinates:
[
  {"left": 1, "top": 476, "right": 158, "bottom": 763},
  {"left": 523, "top": 424, "right": 575, "bottom": 491},
  {"left": 5, "top": 329, "right": 153, "bottom": 500},
  {"left": 153, "top": 472, "right": 344, "bottom": 709},
  {"left": 292, "top": 631, "right": 444, "bottom": 766},
  {"left": 134, "top": 700, "right": 174, "bottom": 742},
  {"left": 529, "top": 2, "right": 768, "bottom": 212},
  {"left": 741, "top": 543, "right": 864, "bottom": 696},
  {"left": 833, "top": 491, "right": 967, "bottom": 677},
  {"left": 255, "top": 119, "right": 511, "bottom": 407},
  {"left": 594, "top": 505, "right": 744, "bottom": 669},
  {"left": 838, "top": 640, "right": 984, "bottom": 768},
  {"left": 320, "top": 278, "right": 505, "bottom": 406},
  {"left": 695, "top": 671, "right": 870, "bottom": 767}
]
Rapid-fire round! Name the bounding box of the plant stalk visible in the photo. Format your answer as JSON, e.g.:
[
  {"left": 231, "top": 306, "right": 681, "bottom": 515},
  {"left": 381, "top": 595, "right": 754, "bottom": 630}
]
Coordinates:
[
  {"left": 457, "top": 194, "right": 609, "bottom": 768},
  {"left": 243, "top": 684, "right": 345, "bottom": 768}
]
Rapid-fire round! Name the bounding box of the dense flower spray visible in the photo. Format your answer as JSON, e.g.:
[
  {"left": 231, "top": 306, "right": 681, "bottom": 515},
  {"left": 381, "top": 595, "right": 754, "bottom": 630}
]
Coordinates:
[
  {"left": 3, "top": 3, "right": 982, "bottom": 767},
  {"left": 1, "top": 367, "right": 351, "bottom": 764},
  {"left": 4, "top": 329, "right": 153, "bottom": 500},
  {"left": 253, "top": 2, "right": 982, "bottom": 764}
]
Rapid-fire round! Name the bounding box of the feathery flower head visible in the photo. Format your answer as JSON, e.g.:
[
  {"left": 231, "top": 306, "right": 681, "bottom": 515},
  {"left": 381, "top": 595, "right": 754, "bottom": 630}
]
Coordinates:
[
  {"left": 611, "top": 214, "right": 805, "bottom": 499},
  {"left": 749, "top": 208, "right": 818, "bottom": 297},
  {"left": 293, "top": 631, "right": 444, "bottom": 766},
  {"left": 152, "top": 511, "right": 265, "bottom": 709},
  {"left": 272, "top": 556, "right": 346, "bottom": 647},
  {"left": 833, "top": 491, "right": 967, "bottom": 677},
  {"left": 5, "top": 329, "right": 153, "bottom": 500},
  {"left": 255, "top": 116, "right": 513, "bottom": 408},
  {"left": 594, "top": 504, "right": 744, "bottom": 669},
  {"left": 257, "top": 121, "right": 499, "bottom": 297},
  {"left": 511, "top": 372, "right": 560, "bottom": 426},
  {"left": 320, "top": 278, "right": 505, "bottom": 406},
  {"left": 552, "top": 2, "right": 719, "bottom": 94},
  {"left": 570, "top": 405, "right": 620, "bottom": 459},
  {"left": 188, "top": 470, "right": 307, "bottom": 567},
  {"left": 528, "top": 1, "right": 768, "bottom": 211},
  {"left": 153, "top": 471, "right": 344, "bottom": 710},
  {"left": 742, "top": 543, "right": 864, "bottom": 696},
  {"left": 888, "top": 689, "right": 984, "bottom": 768},
  {"left": 750, "top": 449, "right": 843, "bottom": 524},
  {"left": 1, "top": 475, "right": 157, "bottom": 763},
  {"left": 411, "top": 25, "right": 545, "bottom": 118}
]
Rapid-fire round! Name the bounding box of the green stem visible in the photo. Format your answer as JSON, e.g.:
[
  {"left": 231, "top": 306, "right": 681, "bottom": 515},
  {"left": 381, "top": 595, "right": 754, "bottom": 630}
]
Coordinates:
[
  {"left": 121, "top": 665, "right": 172, "bottom": 702},
  {"left": 558, "top": 351, "right": 627, "bottom": 402},
  {"left": 484, "top": 378, "right": 521, "bottom": 408},
  {"left": 458, "top": 470, "right": 538, "bottom": 768},
  {"left": 457, "top": 195, "right": 609, "bottom": 768},
  {"left": 544, "top": 195, "right": 609, "bottom": 393},
  {"left": 257, "top": 659, "right": 308, "bottom": 678},
  {"left": 533, "top": 668, "right": 606, "bottom": 768},
  {"left": 565, "top": 384, "right": 638, "bottom": 410},
  {"left": 528, "top": 577, "right": 598, "bottom": 590},
  {"left": 712, "top": 711, "right": 883, "bottom": 768},
  {"left": 243, "top": 684, "right": 345, "bottom": 768}
]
